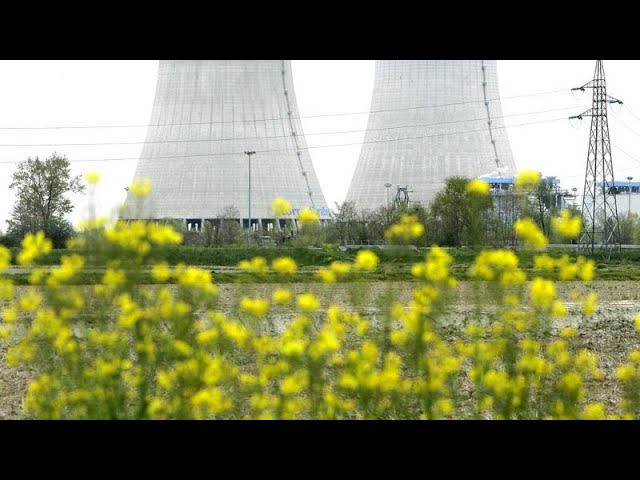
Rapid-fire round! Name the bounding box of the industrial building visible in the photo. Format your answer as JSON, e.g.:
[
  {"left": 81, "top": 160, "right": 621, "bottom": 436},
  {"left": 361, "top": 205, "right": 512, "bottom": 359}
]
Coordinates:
[
  {"left": 346, "top": 60, "right": 518, "bottom": 210},
  {"left": 122, "top": 61, "right": 330, "bottom": 231}
]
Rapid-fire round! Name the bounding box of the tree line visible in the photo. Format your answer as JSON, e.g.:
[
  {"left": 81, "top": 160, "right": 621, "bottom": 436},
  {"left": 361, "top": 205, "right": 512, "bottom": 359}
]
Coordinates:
[{"left": 2, "top": 154, "right": 640, "bottom": 249}]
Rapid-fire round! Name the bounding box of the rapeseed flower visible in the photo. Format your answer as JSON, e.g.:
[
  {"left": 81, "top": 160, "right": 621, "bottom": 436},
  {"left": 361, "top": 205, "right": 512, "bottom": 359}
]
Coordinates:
[
  {"left": 18, "top": 231, "right": 53, "bottom": 266},
  {"left": 514, "top": 218, "right": 548, "bottom": 249},
  {"left": 0, "top": 246, "right": 11, "bottom": 273},
  {"left": 84, "top": 172, "right": 101, "bottom": 185},
  {"left": 298, "top": 208, "right": 319, "bottom": 225},
  {"left": 466, "top": 178, "right": 490, "bottom": 195},
  {"left": 272, "top": 288, "right": 293, "bottom": 305},
  {"left": 129, "top": 178, "right": 152, "bottom": 197},
  {"left": 354, "top": 250, "right": 379, "bottom": 271},
  {"left": 297, "top": 293, "right": 320, "bottom": 312},
  {"left": 240, "top": 297, "right": 270, "bottom": 317},
  {"left": 271, "top": 197, "right": 292, "bottom": 216},
  {"left": 551, "top": 210, "right": 582, "bottom": 238},
  {"left": 272, "top": 257, "right": 297, "bottom": 275},
  {"left": 515, "top": 169, "right": 541, "bottom": 191}
]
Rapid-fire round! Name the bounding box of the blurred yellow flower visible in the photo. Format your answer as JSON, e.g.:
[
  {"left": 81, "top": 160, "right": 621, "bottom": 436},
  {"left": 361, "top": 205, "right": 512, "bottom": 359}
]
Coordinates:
[
  {"left": 385, "top": 214, "right": 425, "bottom": 242},
  {"left": 354, "top": 250, "right": 379, "bottom": 271},
  {"left": 84, "top": 172, "right": 101, "bottom": 185},
  {"left": 582, "top": 292, "right": 597, "bottom": 316},
  {"left": 514, "top": 218, "right": 548, "bottom": 250},
  {"left": 273, "top": 288, "right": 293, "bottom": 305},
  {"left": 515, "top": 170, "right": 541, "bottom": 190},
  {"left": 466, "top": 178, "right": 490, "bottom": 195},
  {"left": 271, "top": 197, "right": 292, "bottom": 216},
  {"left": 240, "top": 297, "right": 269, "bottom": 317},
  {"left": 316, "top": 268, "right": 336, "bottom": 284},
  {"left": 17, "top": 231, "right": 53, "bottom": 266},
  {"left": 272, "top": 257, "right": 297, "bottom": 275},
  {"left": 582, "top": 403, "right": 606, "bottom": 420},
  {"left": 297, "top": 292, "right": 320, "bottom": 312},
  {"left": 298, "top": 208, "right": 319, "bottom": 225},
  {"left": 0, "top": 246, "right": 10, "bottom": 273},
  {"left": 551, "top": 210, "right": 582, "bottom": 238},
  {"left": 530, "top": 277, "right": 556, "bottom": 308},
  {"left": 238, "top": 257, "right": 268, "bottom": 275},
  {"left": 129, "top": 178, "right": 152, "bottom": 197}
]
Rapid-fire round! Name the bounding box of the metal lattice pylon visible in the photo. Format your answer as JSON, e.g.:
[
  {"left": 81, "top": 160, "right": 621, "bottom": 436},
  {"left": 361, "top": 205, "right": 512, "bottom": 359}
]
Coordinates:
[
  {"left": 570, "top": 60, "right": 622, "bottom": 260},
  {"left": 394, "top": 185, "right": 412, "bottom": 209}
]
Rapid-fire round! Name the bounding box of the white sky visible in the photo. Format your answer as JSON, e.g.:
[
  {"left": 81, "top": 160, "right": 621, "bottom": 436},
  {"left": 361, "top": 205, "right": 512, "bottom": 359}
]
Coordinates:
[{"left": 1, "top": 60, "right": 640, "bottom": 232}]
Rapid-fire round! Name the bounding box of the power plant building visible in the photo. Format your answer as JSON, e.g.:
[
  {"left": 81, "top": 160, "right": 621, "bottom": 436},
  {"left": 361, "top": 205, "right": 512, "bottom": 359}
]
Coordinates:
[
  {"left": 123, "top": 60, "right": 330, "bottom": 230},
  {"left": 346, "top": 60, "right": 518, "bottom": 210}
]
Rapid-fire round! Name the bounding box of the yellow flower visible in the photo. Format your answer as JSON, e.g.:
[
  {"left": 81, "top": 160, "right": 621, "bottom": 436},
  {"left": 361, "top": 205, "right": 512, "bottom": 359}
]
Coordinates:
[
  {"left": 354, "top": 250, "right": 379, "bottom": 271},
  {"left": 578, "top": 259, "right": 596, "bottom": 282},
  {"left": 0, "top": 279, "right": 14, "bottom": 300},
  {"left": 298, "top": 208, "right": 319, "bottom": 225},
  {"left": 466, "top": 178, "right": 490, "bottom": 195},
  {"left": 281, "top": 372, "right": 308, "bottom": 396},
  {"left": 197, "top": 329, "right": 219, "bottom": 345},
  {"left": 0, "top": 246, "right": 11, "bottom": 273},
  {"left": 514, "top": 218, "right": 548, "bottom": 250},
  {"left": 329, "top": 261, "right": 352, "bottom": 275},
  {"left": 84, "top": 172, "right": 101, "bottom": 185},
  {"left": 271, "top": 197, "right": 292, "bottom": 216},
  {"left": 102, "top": 268, "right": 126, "bottom": 289},
  {"left": 19, "top": 289, "right": 43, "bottom": 312},
  {"left": 385, "top": 214, "right": 425, "bottom": 242},
  {"left": 238, "top": 257, "right": 268, "bottom": 275},
  {"left": 151, "top": 262, "right": 172, "bottom": 282},
  {"left": 582, "top": 403, "right": 605, "bottom": 420},
  {"left": 17, "top": 231, "right": 53, "bottom": 266},
  {"left": 617, "top": 364, "right": 636, "bottom": 382},
  {"left": 240, "top": 297, "right": 270, "bottom": 317},
  {"left": 272, "top": 288, "right": 293, "bottom": 305},
  {"left": 129, "top": 178, "right": 152, "bottom": 197},
  {"left": 551, "top": 210, "right": 582, "bottom": 239},
  {"left": 316, "top": 268, "right": 336, "bottom": 284},
  {"left": 515, "top": 169, "right": 541, "bottom": 191},
  {"left": 559, "top": 327, "right": 577, "bottom": 339},
  {"left": 582, "top": 292, "right": 597, "bottom": 316},
  {"left": 297, "top": 292, "right": 320, "bottom": 312},
  {"left": 635, "top": 314, "right": 640, "bottom": 332},
  {"left": 529, "top": 277, "right": 556, "bottom": 308},
  {"left": 533, "top": 253, "right": 556, "bottom": 271},
  {"left": 272, "top": 257, "right": 297, "bottom": 275}
]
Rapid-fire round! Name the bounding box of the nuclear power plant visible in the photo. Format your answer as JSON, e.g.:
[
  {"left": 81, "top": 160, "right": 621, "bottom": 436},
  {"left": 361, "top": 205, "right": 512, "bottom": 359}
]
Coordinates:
[
  {"left": 123, "top": 60, "right": 330, "bottom": 230},
  {"left": 346, "top": 60, "right": 518, "bottom": 210}
]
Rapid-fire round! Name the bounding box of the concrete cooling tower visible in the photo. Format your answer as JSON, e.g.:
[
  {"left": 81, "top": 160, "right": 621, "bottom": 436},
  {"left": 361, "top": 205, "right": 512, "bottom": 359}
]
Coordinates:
[
  {"left": 345, "top": 60, "right": 518, "bottom": 210},
  {"left": 123, "top": 60, "right": 330, "bottom": 230}
]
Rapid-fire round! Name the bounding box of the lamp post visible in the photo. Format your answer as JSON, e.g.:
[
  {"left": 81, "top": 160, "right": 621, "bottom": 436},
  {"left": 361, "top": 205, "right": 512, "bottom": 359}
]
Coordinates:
[
  {"left": 572, "top": 187, "right": 578, "bottom": 206},
  {"left": 245, "top": 151, "right": 256, "bottom": 231},
  {"left": 384, "top": 182, "right": 392, "bottom": 207},
  {"left": 627, "top": 176, "right": 633, "bottom": 215}
]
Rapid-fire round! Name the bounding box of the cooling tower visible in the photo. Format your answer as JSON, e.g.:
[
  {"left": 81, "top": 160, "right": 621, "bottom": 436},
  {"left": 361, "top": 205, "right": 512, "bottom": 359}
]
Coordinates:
[
  {"left": 345, "top": 60, "right": 517, "bottom": 210},
  {"left": 123, "top": 60, "right": 329, "bottom": 229}
]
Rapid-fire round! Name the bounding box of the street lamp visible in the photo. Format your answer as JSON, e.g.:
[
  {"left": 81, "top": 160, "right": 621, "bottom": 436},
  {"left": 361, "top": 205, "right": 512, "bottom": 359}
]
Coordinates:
[
  {"left": 628, "top": 176, "right": 634, "bottom": 215},
  {"left": 384, "top": 183, "right": 392, "bottom": 207},
  {"left": 245, "top": 151, "right": 256, "bottom": 231}
]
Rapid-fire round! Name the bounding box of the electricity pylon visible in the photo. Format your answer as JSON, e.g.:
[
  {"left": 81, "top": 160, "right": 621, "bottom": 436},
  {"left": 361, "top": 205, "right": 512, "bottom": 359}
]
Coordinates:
[{"left": 569, "top": 60, "right": 622, "bottom": 260}]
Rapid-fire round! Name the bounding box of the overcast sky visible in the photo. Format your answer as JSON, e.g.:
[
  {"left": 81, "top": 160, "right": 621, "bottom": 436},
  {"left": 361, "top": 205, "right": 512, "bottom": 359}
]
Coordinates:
[{"left": 1, "top": 60, "right": 640, "bottom": 231}]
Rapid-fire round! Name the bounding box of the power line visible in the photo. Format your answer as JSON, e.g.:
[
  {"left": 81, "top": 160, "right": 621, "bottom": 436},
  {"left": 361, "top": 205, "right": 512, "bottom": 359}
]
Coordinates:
[
  {"left": 0, "top": 116, "right": 568, "bottom": 164},
  {"left": 0, "top": 104, "right": 586, "bottom": 148},
  {"left": 0, "top": 88, "right": 569, "bottom": 131}
]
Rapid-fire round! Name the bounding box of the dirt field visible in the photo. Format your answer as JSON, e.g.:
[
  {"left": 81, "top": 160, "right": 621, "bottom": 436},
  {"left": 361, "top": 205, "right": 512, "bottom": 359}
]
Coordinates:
[{"left": 2, "top": 280, "right": 639, "bottom": 419}]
